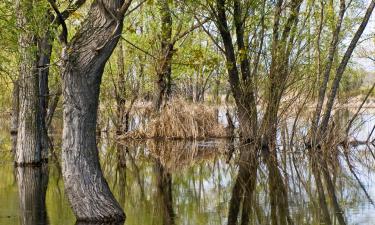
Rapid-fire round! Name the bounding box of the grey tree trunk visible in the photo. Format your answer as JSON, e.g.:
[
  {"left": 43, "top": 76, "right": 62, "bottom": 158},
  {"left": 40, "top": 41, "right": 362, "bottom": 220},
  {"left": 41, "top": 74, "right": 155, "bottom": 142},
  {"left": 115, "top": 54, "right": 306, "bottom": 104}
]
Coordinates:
[
  {"left": 15, "top": 0, "right": 42, "bottom": 165},
  {"left": 61, "top": 0, "right": 130, "bottom": 221},
  {"left": 16, "top": 166, "right": 49, "bottom": 225}
]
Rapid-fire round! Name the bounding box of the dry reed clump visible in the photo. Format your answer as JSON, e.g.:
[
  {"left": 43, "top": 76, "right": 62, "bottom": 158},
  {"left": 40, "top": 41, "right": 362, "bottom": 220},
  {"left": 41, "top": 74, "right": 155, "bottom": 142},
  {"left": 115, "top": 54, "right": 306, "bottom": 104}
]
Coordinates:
[{"left": 123, "top": 100, "right": 228, "bottom": 139}]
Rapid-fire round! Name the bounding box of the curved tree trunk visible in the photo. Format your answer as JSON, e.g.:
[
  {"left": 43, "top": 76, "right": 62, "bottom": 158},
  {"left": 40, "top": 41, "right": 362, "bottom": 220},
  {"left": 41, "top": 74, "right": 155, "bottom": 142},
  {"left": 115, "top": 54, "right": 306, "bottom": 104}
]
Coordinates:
[
  {"left": 61, "top": 0, "right": 130, "bottom": 221},
  {"left": 16, "top": 166, "right": 49, "bottom": 225}
]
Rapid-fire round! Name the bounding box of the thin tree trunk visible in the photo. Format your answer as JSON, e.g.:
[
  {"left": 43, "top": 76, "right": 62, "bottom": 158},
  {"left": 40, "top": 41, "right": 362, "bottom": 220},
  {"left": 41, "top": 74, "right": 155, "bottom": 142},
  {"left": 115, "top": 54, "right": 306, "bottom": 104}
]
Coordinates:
[
  {"left": 319, "top": 0, "right": 375, "bottom": 134},
  {"left": 116, "top": 40, "right": 127, "bottom": 134},
  {"left": 61, "top": 0, "right": 131, "bottom": 221},
  {"left": 312, "top": 0, "right": 345, "bottom": 133}
]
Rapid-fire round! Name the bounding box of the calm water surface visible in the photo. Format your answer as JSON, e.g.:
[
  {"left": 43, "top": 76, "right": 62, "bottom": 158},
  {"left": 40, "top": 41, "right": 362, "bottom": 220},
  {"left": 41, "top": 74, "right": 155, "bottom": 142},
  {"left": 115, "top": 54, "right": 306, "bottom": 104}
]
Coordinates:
[{"left": 1, "top": 114, "right": 375, "bottom": 225}]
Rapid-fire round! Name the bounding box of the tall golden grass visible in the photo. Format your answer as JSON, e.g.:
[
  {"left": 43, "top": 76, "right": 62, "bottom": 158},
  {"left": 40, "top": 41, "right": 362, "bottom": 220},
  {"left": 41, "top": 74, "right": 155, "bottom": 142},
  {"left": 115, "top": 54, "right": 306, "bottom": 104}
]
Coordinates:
[{"left": 121, "top": 99, "right": 228, "bottom": 139}]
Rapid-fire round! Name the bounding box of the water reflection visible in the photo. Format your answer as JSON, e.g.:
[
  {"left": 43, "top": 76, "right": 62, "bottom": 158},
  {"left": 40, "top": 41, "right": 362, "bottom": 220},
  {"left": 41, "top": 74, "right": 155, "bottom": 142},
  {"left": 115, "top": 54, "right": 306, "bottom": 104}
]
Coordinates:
[
  {"left": 16, "top": 165, "right": 49, "bottom": 225},
  {"left": 1, "top": 128, "right": 375, "bottom": 224},
  {"left": 154, "top": 156, "right": 175, "bottom": 225}
]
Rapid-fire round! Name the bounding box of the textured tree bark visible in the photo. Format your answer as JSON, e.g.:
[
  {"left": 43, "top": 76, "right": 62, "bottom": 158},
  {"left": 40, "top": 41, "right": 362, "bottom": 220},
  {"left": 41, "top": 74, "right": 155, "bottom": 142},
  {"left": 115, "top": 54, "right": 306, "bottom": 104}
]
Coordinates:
[
  {"left": 15, "top": 0, "right": 42, "bottom": 165},
  {"left": 16, "top": 166, "right": 49, "bottom": 225},
  {"left": 61, "top": 0, "right": 130, "bottom": 221},
  {"left": 215, "top": 0, "right": 257, "bottom": 140}
]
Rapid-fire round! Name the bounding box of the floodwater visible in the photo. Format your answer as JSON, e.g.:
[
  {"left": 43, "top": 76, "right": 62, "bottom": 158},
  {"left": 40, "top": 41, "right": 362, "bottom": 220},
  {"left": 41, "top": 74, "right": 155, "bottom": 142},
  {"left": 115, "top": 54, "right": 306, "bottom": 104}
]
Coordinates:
[{"left": 1, "top": 114, "right": 375, "bottom": 225}]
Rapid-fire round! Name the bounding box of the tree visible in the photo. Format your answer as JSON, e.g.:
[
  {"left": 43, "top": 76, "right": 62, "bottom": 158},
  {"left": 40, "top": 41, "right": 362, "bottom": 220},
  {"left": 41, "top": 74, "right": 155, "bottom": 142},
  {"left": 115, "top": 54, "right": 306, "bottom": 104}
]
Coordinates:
[
  {"left": 14, "top": 0, "right": 87, "bottom": 165},
  {"left": 57, "top": 0, "right": 133, "bottom": 221},
  {"left": 14, "top": 0, "right": 42, "bottom": 165}
]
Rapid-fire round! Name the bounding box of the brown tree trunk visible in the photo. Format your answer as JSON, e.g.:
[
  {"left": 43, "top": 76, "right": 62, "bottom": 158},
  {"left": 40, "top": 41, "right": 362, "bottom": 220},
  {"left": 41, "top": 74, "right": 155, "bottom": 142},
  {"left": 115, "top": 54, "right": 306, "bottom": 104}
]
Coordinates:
[{"left": 61, "top": 0, "right": 131, "bottom": 221}]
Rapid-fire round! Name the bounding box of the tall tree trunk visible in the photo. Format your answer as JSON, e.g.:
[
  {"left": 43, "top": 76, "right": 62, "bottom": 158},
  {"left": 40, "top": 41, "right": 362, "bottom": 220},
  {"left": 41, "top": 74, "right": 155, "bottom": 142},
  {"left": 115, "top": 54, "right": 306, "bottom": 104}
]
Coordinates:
[
  {"left": 15, "top": 0, "right": 42, "bottom": 165},
  {"left": 37, "top": 30, "right": 53, "bottom": 161},
  {"left": 61, "top": 0, "right": 131, "bottom": 221},
  {"left": 16, "top": 166, "right": 49, "bottom": 225},
  {"left": 319, "top": 0, "right": 375, "bottom": 134},
  {"left": 154, "top": 0, "right": 173, "bottom": 111},
  {"left": 116, "top": 40, "right": 127, "bottom": 134},
  {"left": 312, "top": 0, "right": 345, "bottom": 135}
]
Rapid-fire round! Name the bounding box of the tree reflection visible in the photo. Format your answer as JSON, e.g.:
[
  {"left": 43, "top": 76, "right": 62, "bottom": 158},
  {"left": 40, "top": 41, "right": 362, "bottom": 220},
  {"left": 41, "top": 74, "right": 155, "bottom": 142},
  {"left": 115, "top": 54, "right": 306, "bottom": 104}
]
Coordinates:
[
  {"left": 153, "top": 141, "right": 175, "bottom": 225},
  {"left": 16, "top": 165, "right": 49, "bottom": 225},
  {"left": 99, "top": 136, "right": 375, "bottom": 225},
  {"left": 116, "top": 143, "right": 127, "bottom": 206},
  {"left": 227, "top": 146, "right": 258, "bottom": 225}
]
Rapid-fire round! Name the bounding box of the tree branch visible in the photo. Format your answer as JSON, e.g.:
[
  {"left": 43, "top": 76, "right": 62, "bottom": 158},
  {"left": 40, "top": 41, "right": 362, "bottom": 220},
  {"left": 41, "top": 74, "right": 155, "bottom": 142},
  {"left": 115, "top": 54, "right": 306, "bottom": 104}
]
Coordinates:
[{"left": 47, "top": 0, "right": 68, "bottom": 45}]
